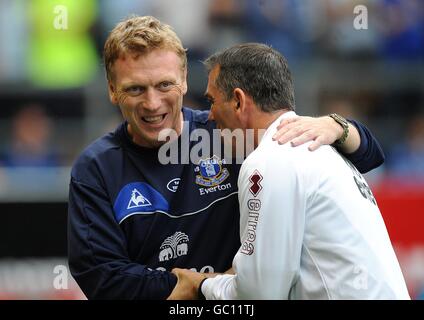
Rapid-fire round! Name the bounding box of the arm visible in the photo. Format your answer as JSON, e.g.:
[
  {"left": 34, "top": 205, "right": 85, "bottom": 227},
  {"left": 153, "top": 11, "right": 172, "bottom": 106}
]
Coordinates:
[
  {"left": 167, "top": 266, "right": 234, "bottom": 300},
  {"left": 272, "top": 115, "right": 385, "bottom": 173},
  {"left": 342, "top": 119, "right": 385, "bottom": 173},
  {"left": 68, "top": 178, "right": 177, "bottom": 299},
  {"left": 201, "top": 158, "right": 305, "bottom": 299}
]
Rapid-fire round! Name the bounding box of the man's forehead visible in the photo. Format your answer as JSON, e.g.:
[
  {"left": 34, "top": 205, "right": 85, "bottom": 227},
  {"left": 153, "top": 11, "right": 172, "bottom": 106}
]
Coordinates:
[
  {"left": 117, "top": 49, "right": 183, "bottom": 67},
  {"left": 112, "top": 49, "right": 138, "bottom": 64},
  {"left": 206, "top": 66, "right": 220, "bottom": 94},
  {"left": 209, "top": 65, "right": 220, "bottom": 79},
  {"left": 113, "top": 50, "right": 184, "bottom": 84},
  {"left": 204, "top": 82, "right": 215, "bottom": 99}
]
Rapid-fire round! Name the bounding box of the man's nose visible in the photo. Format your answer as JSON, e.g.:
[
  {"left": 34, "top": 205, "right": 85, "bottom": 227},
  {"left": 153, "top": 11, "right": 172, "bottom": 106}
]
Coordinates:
[{"left": 143, "top": 88, "right": 161, "bottom": 112}]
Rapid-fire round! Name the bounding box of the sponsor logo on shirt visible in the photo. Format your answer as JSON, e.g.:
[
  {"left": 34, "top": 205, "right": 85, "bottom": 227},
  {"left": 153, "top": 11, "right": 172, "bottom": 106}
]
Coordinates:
[
  {"left": 194, "top": 156, "right": 229, "bottom": 187},
  {"left": 241, "top": 198, "right": 262, "bottom": 255},
  {"left": 127, "top": 188, "right": 152, "bottom": 209},
  {"left": 166, "top": 178, "right": 181, "bottom": 193},
  {"left": 113, "top": 182, "right": 169, "bottom": 224},
  {"left": 154, "top": 265, "right": 215, "bottom": 273},
  {"left": 159, "top": 231, "right": 189, "bottom": 262},
  {"left": 194, "top": 155, "right": 231, "bottom": 195},
  {"left": 249, "top": 170, "right": 263, "bottom": 197},
  {"left": 198, "top": 182, "right": 232, "bottom": 196}
]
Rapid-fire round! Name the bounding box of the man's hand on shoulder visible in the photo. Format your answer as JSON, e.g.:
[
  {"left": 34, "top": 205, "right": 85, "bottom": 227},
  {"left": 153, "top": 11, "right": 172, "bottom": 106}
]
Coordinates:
[{"left": 272, "top": 115, "right": 361, "bottom": 153}]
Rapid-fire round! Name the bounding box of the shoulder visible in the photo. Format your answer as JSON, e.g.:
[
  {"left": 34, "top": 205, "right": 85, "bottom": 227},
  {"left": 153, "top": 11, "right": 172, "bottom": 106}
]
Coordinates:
[
  {"left": 71, "top": 124, "right": 123, "bottom": 183},
  {"left": 241, "top": 136, "right": 340, "bottom": 184},
  {"left": 182, "top": 107, "right": 216, "bottom": 130},
  {"left": 242, "top": 138, "right": 303, "bottom": 171}
]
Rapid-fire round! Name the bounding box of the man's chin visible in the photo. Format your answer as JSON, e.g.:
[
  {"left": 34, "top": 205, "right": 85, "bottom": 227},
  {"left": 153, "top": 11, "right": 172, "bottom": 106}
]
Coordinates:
[
  {"left": 130, "top": 132, "right": 163, "bottom": 148},
  {"left": 144, "top": 136, "right": 168, "bottom": 149}
]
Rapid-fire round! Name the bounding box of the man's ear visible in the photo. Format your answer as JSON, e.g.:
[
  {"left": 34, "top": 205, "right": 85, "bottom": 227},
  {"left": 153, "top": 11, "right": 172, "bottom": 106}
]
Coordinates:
[
  {"left": 233, "top": 88, "right": 248, "bottom": 125},
  {"left": 108, "top": 81, "right": 118, "bottom": 105},
  {"left": 233, "top": 88, "right": 244, "bottom": 111},
  {"left": 181, "top": 68, "right": 188, "bottom": 95}
]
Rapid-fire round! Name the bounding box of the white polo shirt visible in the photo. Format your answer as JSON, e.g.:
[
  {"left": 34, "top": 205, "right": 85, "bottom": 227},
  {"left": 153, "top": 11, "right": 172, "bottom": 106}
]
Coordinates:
[{"left": 202, "top": 111, "right": 410, "bottom": 300}]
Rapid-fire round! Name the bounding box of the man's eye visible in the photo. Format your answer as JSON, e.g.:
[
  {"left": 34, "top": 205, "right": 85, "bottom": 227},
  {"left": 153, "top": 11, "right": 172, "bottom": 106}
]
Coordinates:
[
  {"left": 125, "top": 86, "right": 143, "bottom": 95},
  {"left": 159, "top": 82, "right": 173, "bottom": 90}
]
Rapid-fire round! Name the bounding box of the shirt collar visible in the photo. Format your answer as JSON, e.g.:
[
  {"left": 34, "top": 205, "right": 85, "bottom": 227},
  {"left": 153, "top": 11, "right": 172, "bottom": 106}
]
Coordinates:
[{"left": 260, "top": 110, "right": 297, "bottom": 144}]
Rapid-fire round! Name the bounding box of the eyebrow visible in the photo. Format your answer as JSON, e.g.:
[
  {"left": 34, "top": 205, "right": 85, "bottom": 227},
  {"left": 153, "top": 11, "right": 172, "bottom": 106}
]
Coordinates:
[
  {"left": 121, "top": 78, "right": 177, "bottom": 89},
  {"left": 121, "top": 83, "right": 144, "bottom": 90},
  {"left": 204, "top": 92, "right": 213, "bottom": 100}
]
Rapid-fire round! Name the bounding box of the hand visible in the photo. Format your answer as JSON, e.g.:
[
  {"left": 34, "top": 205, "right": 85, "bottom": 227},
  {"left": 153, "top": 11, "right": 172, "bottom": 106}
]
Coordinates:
[
  {"left": 272, "top": 115, "right": 344, "bottom": 151},
  {"left": 167, "top": 268, "right": 206, "bottom": 300}
]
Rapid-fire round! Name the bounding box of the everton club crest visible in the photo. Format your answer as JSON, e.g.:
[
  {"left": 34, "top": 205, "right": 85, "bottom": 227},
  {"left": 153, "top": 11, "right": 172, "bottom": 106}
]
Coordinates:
[{"left": 194, "top": 155, "right": 229, "bottom": 187}]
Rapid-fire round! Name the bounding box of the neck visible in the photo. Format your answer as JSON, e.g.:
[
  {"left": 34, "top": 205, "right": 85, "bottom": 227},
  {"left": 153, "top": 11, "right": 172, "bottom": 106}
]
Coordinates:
[{"left": 248, "top": 109, "right": 288, "bottom": 148}]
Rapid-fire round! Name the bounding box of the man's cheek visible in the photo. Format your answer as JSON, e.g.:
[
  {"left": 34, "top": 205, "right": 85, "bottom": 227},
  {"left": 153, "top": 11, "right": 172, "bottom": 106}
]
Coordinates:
[
  {"left": 116, "top": 90, "right": 130, "bottom": 106},
  {"left": 168, "top": 84, "right": 185, "bottom": 97}
]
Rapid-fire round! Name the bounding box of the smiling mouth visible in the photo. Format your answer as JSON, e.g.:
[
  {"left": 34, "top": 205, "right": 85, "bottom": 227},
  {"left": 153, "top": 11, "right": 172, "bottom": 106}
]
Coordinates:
[{"left": 142, "top": 114, "right": 166, "bottom": 124}]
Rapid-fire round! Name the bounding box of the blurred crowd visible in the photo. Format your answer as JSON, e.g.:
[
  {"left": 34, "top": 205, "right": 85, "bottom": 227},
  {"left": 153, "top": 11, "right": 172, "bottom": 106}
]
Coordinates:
[{"left": 0, "top": 0, "right": 423, "bottom": 180}]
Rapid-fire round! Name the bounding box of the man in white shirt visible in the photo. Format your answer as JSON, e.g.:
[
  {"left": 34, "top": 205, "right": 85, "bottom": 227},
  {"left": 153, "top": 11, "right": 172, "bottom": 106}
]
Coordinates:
[{"left": 168, "top": 43, "right": 410, "bottom": 299}]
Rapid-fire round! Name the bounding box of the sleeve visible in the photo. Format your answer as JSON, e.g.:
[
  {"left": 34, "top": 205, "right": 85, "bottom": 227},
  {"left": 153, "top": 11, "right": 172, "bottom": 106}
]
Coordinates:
[
  {"left": 201, "top": 156, "right": 305, "bottom": 299},
  {"left": 338, "top": 120, "right": 385, "bottom": 174},
  {"left": 68, "top": 178, "right": 177, "bottom": 300}
]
